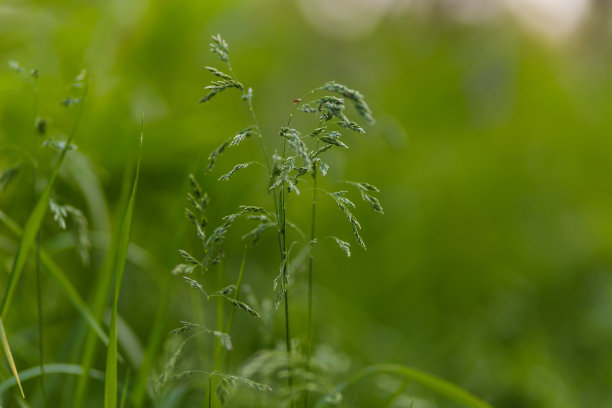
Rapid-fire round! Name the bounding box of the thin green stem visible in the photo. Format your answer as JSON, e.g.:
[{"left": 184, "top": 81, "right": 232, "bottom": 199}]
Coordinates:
[
  {"left": 32, "top": 77, "right": 48, "bottom": 406},
  {"left": 213, "top": 244, "right": 248, "bottom": 369},
  {"left": 208, "top": 339, "right": 213, "bottom": 408},
  {"left": 227, "top": 60, "right": 272, "bottom": 173},
  {"left": 226, "top": 56, "right": 295, "bottom": 400},
  {"left": 279, "top": 137, "right": 294, "bottom": 400},
  {"left": 216, "top": 262, "right": 224, "bottom": 336},
  {"left": 304, "top": 141, "right": 319, "bottom": 408},
  {"left": 119, "top": 368, "right": 131, "bottom": 408},
  {"left": 36, "top": 232, "right": 48, "bottom": 406}
]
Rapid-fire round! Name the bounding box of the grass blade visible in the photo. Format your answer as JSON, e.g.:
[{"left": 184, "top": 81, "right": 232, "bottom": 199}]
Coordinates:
[
  {"left": 0, "top": 83, "right": 87, "bottom": 318},
  {"left": 0, "top": 316, "right": 24, "bottom": 398},
  {"left": 73, "top": 153, "right": 135, "bottom": 407},
  {"left": 0, "top": 363, "right": 105, "bottom": 395},
  {"left": 0, "top": 209, "right": 109, "bottom": 346},
  {"left": 119, "top": 368, "right": 131, "bottom": 408},
  {"left": 314, "top": 364, "right": 493, "bottom": 408},
  {"left": 104, "top": 120, "right": 144, "bottom": 408}
]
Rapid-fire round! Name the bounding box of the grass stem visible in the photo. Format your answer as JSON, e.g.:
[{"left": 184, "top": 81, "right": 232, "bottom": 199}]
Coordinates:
[
  {"left": 36, "top": 232, "right": 48, "bottom": 406},
  {"left": 304, "top": 148, "right": 318, "bottom": 408}
]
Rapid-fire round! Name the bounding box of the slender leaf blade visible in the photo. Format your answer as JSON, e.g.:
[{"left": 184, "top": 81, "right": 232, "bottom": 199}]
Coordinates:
[{"left": 104, "top": 125, "right": 144, "bottom": 408}]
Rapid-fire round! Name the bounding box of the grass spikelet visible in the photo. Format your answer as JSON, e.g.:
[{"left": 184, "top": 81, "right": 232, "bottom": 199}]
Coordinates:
[
  {"left": 280, "top": 127, "right": 311, "bottom": 168},
  {"left": 230, "top": 126, "right": 258, "bottom": 147},
  {"left": 183, "top": 276, "right": 207, "bottom": 296},
  {"left": 362, "top": 194, "right": 384, "bottom": 214},
  {"left": 239, "top": 205, "right": 267, "bottom": 214},
  {"left": 170, "top": 321, "right": 197, "bottom": 335},
  {"left": 178, "top": 249, "right": 200, "bottom": 265},
  {"left": 321, "top": 81, "right": 374, "bottom": 125},
  {"left": 319, "top": 131, "right": 348, "bottom": 149},
  {"left": 337, "top": 120, "right": 365, "bottom": 134},
  {"left": 210, "top": 34, "right": 229, "bottom": 62},
  {"left": 347, "top": 181, "right": 380, "bottom": 192},
  {"left": 49, "top": 200, "right": 91, "bottom": 263},
  {"left": 217, "top": 284, "right": 236, "bottom": 295},
  {"left": 8, "top": 59, "right": 22, "bottom": 72},
  {"left": 218, "top": 162, "right": 253, "bottom": 181},
  {"left": 189, "top": 173, "right": 204, "bottom": 199},
  {"left": 213, "top": 373, "right": 272, "bottom": 392},
  {"left": 0, "top": 163, "right": 21, "bottom": 191},
  {"left": 171, "top": 263, "right": 197, "bottom": 275},
  {"left": 317, "top": 160, "right": 329, "bottom": 176},
  {"left": 49, "top": 199, "right": 69, "bottom": 229},
  {"left": 225, "top": 297, "right": 261, "bottom": 318},
  {"left": 200, "top": 80, "right": 244, "bottom": 103},
  {"left": 207, "top": 138, "right": 230, "bottom": 171},
  {"left": 315, "top": 96, "right": 349, "bottom": 123},
  {"left": 213, "top": 331, "right": 233, "bottom": 350},
  {"left": 352, "top": 225, "right": 366, "bottom": 250},
  {"left": 331, "top": 237, "right": 351, "bottom": 257},
  {"left": 347, "top": 181, "right": 384, "bottom": 214},
  {"left": 205, "top": 66, "right": 233, "bottom": 81},
  {"left": 273, "top": 267, "right": 287, "bottom": 311},
  {"left": 311, "top": 145, "right": 332, "bottom": 159}
]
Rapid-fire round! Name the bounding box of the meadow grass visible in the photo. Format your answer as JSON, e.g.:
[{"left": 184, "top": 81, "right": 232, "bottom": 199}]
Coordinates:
[
  {"left": 159, "top": 34, "right": 491, "bottom": 408},
  {"left": 0, "top": 39, "right": 494, "bottom": 408}
]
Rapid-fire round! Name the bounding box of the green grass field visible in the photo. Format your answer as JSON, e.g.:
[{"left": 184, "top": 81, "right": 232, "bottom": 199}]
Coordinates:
[{"left": 1, "top": 1, "right": 612, "bottom": 407}]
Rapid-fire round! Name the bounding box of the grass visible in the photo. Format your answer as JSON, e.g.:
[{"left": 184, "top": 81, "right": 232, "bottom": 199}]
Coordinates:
[
  {"left": 104, "top": 118, "right": 144, "bottom": 408},
  {"left": 158, "top": 34, "right": 490, "bottom": 408},
  {"left": 0, "top": 36, "right": 494, "bottom": 408}
]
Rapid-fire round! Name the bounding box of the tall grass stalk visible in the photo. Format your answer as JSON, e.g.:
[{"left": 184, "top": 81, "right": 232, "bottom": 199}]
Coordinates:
[
  {"left": 104, "top": 119, "right": 144, "bottom": 408},
  {"left": 31, "top": 69, "right": 48, "bottom": 406},
  {"left": 35, "top": 232, "right": 48, "bottom": 405},
  {"left": 304, "top": 143, "right": 318, "bottom": 408},
  {"left": 199, "top": 35, "right": 382, "bottom": 407},
  {"left": 205, "top": 37, "right": 296, "bottom": 395},
  {"left": 73, "top": 152, "right": 134, "bottom": 408}
]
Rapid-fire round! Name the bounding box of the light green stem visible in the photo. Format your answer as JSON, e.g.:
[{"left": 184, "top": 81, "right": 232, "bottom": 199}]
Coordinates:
[{"left": 304, "top": 151, "right": 318, "bottom": 408}]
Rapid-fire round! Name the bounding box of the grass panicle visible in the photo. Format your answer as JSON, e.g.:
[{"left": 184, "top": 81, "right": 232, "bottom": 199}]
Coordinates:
[{"left": 194, "top": 34, "right": 388, "bottom": 408}]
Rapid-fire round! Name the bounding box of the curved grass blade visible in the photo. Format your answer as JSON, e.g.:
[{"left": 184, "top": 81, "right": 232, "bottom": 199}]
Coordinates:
[
  {"left": 314, "top": 364, "right": 493, "bottom": 408},
  {"left": 0, "top": 316, "right": 24, "bottom": 398},
  {"left": 0, "top": 83, "right": 88, "bottom": 318},
  {"left": 0, "top": 363, "right": 105, "bottom": 395},
  {"left": 104, "top": 121, "right": 144, "bottom": 408}
]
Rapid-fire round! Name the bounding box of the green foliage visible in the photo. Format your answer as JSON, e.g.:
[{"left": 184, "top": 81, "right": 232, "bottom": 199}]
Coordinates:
[{"left": 8, "top": 4, "right": 597, "bottom": 406}]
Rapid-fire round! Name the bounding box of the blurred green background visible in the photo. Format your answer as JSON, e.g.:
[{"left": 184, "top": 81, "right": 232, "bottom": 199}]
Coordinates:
[{"left": 1, "top": 0, "right": 612, "bottom": 407}]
